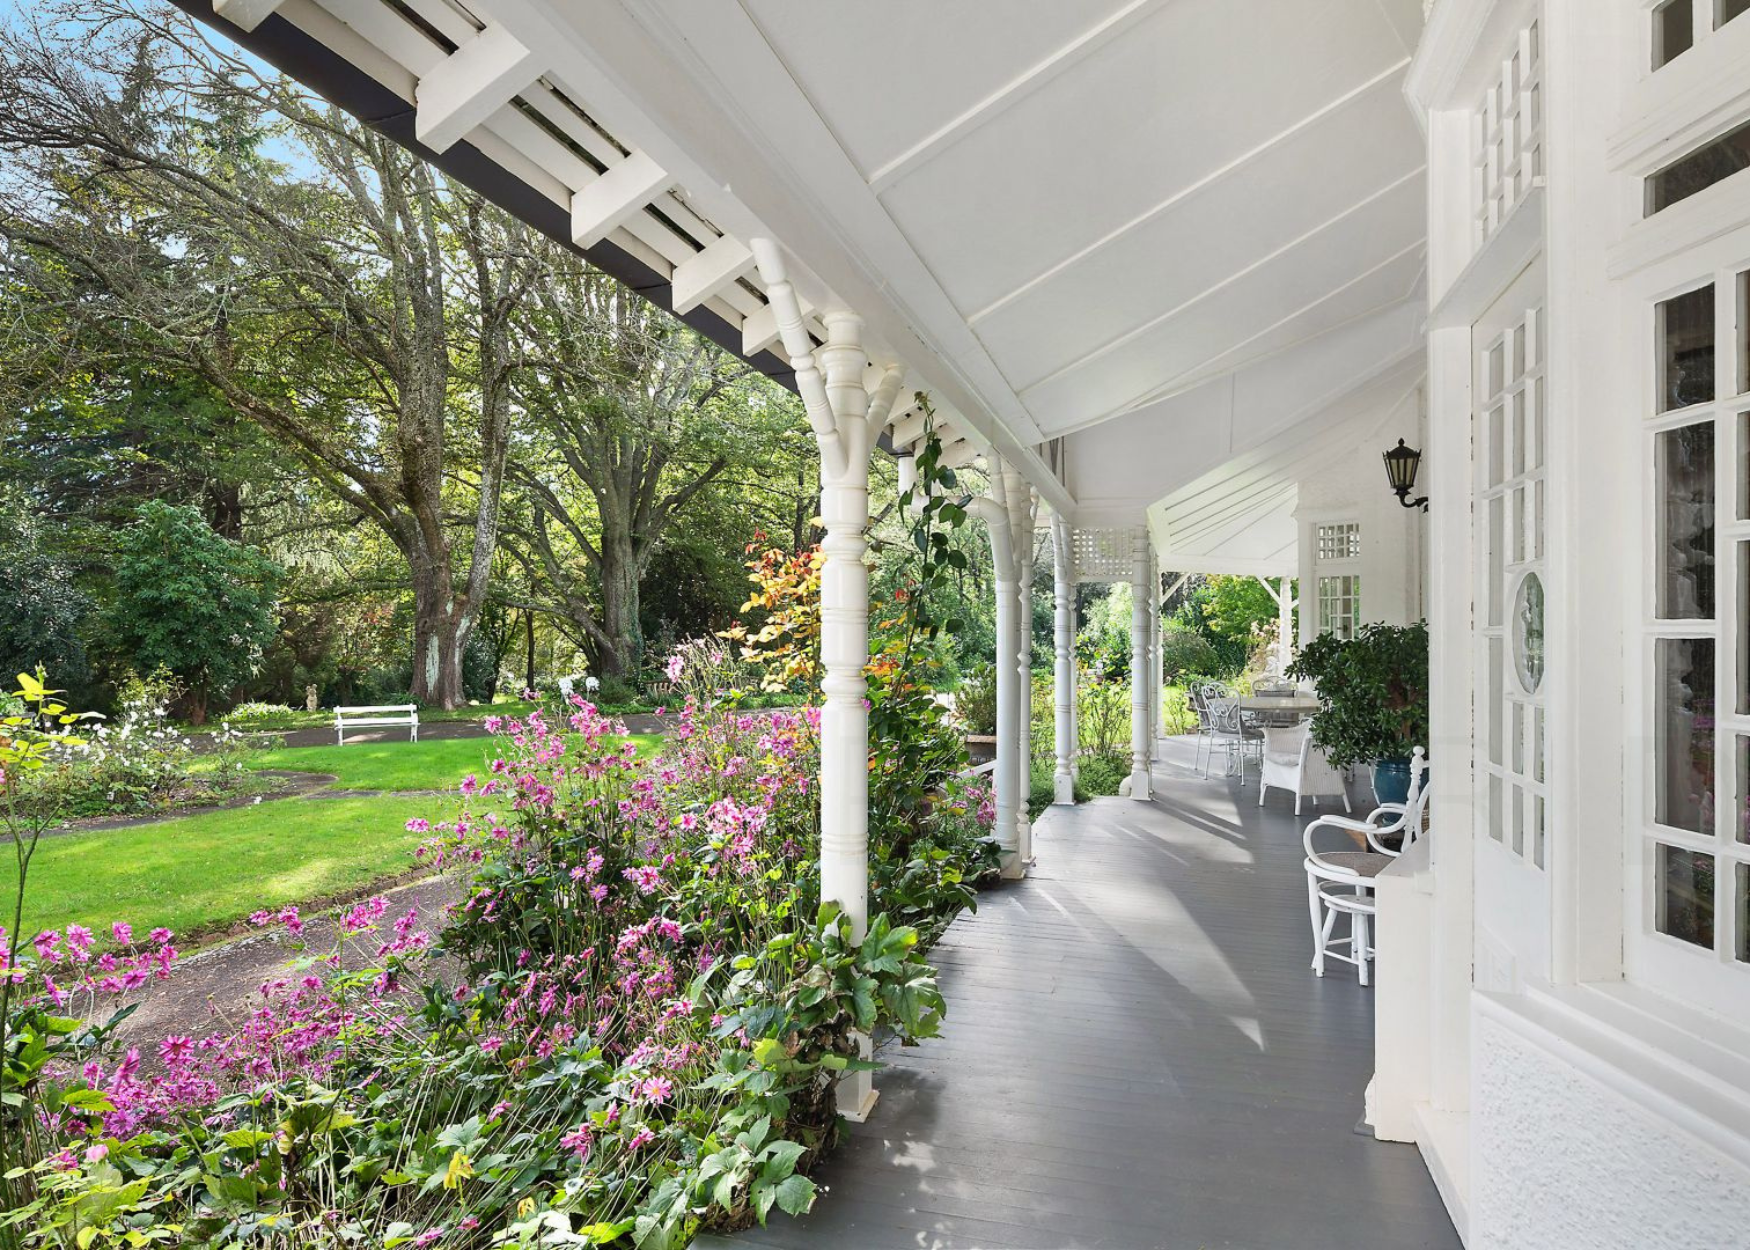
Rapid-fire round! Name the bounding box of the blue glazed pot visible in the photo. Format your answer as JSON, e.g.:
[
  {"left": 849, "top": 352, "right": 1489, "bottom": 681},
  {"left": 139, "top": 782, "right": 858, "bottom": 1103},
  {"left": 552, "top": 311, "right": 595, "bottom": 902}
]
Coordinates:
[{"left": 1372, "top": 758, "right": 1414, "bottom": 805}]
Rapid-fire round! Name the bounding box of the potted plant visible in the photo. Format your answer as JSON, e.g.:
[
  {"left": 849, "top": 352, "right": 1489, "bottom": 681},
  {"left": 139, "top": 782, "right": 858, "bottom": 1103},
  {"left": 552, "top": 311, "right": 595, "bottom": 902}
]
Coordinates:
[
  {"left": 954, "top": 663, "right": 999, "bottom": 764},
  {"left": 1287, "top": 621, "right": 1430, "bottom": 803}
]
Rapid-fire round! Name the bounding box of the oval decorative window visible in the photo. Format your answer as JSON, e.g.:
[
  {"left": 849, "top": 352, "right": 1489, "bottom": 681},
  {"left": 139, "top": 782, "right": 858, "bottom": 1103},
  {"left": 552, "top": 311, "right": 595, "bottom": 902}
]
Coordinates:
[{"left": 1513, "top": 571, "right": 1545, "bottom": 693}]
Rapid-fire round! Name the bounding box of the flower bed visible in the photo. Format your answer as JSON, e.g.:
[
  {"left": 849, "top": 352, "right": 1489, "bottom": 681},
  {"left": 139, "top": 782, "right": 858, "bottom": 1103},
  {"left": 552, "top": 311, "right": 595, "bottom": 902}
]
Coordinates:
[{"left": 1, "top": 652, "right": 997, "bottom": 1247}]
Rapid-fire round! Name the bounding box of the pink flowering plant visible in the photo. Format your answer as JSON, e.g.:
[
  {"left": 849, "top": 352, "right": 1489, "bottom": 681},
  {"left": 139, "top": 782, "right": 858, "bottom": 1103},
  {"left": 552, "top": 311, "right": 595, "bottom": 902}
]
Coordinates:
[{"left": 0, "top": 636, "right": 995, "bottom": 1247}]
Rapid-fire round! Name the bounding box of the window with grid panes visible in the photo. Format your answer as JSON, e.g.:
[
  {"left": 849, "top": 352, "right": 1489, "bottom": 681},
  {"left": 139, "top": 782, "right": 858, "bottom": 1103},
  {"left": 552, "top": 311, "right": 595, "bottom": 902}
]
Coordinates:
[
  {"left": 1653, "top": 0, "right": 1750, "bottom": 71},
  {"left": 1316, "top": 522, "right": 1361, "bottom": 561},
  {"left": 1477, "top": 306, "right": 1549, "bottom": 867},
  {"left": 1317, "top": 576, "right": 1361, "bottom": 641},
  {"left": 1643, "top": 271, "right": 1750, "bottom": 973},
  {"left": 1472, "top": 19, "right": 1543, "bottom": 248}
]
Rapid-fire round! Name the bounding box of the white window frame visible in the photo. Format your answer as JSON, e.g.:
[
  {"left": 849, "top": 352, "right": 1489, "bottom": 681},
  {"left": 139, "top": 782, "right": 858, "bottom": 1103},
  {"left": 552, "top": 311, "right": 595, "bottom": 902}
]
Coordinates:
[
  {"left": 1624, "top": 223, "right": 1750, "bottom": 1024},
  {"left": 1644, "top": 0, "right": 1749, "bottom": 72},
  {"left": 1311, "top": 520, "right": 1362, "bottom": 641}
]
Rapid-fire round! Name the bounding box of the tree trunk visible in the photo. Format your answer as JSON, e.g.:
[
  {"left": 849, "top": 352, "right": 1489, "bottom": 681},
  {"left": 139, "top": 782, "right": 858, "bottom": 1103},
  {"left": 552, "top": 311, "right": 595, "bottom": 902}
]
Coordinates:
[
  {"left": 598, "top": 527, "right": 641, "bottom": 678},
  {"left": 524, "top": 609, "right": 537, "bottom": 692},
  {"left": 409, "top": 552, "right": 468, "bottom": 708}
]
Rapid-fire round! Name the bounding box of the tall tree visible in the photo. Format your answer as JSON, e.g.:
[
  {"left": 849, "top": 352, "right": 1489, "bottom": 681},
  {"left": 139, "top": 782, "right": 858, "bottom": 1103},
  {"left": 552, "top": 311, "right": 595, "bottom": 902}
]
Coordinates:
[
  {"left": 0, "top": 3, "right": 539, "bottom": 706},
  {"left": 502, "top": 259, "right": 792, "bottom": 677}
]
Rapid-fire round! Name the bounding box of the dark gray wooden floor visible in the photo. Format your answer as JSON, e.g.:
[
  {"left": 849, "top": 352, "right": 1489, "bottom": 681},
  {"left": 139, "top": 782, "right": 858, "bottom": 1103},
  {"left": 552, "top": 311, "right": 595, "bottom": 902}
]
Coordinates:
[{"left": 699, "top": 742, "right": 1461, "bottom": 1250}]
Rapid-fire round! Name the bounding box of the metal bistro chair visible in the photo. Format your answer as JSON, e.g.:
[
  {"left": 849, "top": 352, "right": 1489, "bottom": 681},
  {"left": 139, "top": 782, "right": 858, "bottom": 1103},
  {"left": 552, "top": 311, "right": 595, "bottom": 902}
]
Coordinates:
[
  {"left": 1302, "top": 747, "right": 1428, "bottom": 985},
  {"left": 1190, "top": 683, "right": 1223, "bottom": 775},
  {"left": 1205, "top": 696, "right": 1264, "bottom": 784}
]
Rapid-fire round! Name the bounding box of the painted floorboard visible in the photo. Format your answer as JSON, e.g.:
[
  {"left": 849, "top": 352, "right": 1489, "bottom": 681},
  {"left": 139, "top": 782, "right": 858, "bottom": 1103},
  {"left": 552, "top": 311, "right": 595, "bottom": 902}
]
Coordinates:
[{"left": 698, "top": 742, "right": 1462, "bottom": 1250}]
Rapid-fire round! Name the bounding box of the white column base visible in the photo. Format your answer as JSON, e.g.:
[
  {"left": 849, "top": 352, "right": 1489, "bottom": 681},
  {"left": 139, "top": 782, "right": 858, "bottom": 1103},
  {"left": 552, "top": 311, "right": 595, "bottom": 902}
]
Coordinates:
[
  {"left": 837, "top": 1031, "right": 879, "bottom": 1122},
  {"left": 1128, "top": 768, "right": 1153, "bottom": 801},
  {"left": 1053, "top": 773, "right": 1075, "bottom": 805}
]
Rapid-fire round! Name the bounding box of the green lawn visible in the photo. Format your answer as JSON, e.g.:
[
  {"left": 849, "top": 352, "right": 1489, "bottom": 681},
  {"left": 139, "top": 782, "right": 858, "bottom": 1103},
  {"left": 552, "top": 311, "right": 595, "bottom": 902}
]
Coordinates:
[
  {"left": 6, "top": 732, "right": 666, "bottom": 944},
  {"left": 249, "top": 733, "right": 662, "bottom": 792},
  {"left": 3, "top": 796, "right": 458, "bottom": 943}
]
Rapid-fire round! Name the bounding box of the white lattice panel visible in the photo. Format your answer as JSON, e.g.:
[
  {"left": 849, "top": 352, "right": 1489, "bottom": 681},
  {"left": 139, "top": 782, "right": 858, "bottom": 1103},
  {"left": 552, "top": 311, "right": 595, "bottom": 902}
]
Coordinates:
[{"left": 1069, "top": 527, "right": 1139, "bottom": 583}]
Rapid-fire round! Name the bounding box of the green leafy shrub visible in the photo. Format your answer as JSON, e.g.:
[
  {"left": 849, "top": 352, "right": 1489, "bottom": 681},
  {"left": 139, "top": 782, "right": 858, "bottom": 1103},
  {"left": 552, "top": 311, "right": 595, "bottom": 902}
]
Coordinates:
[
  {"left": 954, "top": 664, "right": 998, "bottom": 736},
  {"left": 1077, "top": 754, "right": 1127, "bottom": 797},
  {"left": 1288, "top": 621, "right": 1430, "bottom": 769},
  {"left": 1160, "top": 627, "right": 1220, "bottom": 684}
]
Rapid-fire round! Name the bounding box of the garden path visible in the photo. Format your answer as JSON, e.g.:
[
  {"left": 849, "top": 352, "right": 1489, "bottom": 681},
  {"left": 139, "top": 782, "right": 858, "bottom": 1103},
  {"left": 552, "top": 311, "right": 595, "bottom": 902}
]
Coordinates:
[
  {"left": 109, "top": 873, "right": 466, "bottom": 1066},
  {"left": 700, "top": 739, "right": 1460, "bottom": 1250}
]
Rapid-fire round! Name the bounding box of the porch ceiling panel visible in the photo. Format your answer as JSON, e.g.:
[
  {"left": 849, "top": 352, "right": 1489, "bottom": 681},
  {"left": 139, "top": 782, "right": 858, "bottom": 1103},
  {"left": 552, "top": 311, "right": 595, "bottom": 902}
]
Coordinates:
[
  {"left": 968, "top": 73, "right": 1426, "bottom": 383},
  {"left": 846, "top": 0, "right": 1417, "bottom": 314}
]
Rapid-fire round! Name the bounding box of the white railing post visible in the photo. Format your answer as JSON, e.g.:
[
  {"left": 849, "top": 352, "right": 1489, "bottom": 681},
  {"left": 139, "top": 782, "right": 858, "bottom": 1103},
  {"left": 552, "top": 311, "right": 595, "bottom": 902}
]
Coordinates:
[
  {"left": 751, "top": 240, "right": 905, "bottom": 1123},
  {"left": 1129, "top": 529, "right": 1154, "bottom": 801},
  {"left": 1051, "top": 516, "right": 1076, "bottom": 805}
]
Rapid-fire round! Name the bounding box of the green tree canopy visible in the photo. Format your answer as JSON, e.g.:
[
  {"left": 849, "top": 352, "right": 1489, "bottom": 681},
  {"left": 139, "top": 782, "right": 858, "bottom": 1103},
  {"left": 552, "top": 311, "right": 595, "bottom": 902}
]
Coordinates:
[{"left": 110, "top": 501, "right": 281, "bottom": 723}]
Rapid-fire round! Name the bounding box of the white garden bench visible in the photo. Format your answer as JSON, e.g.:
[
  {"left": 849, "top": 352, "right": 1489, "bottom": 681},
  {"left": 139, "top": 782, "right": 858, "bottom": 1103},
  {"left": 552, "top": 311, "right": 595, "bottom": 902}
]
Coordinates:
[{"left": 333, "top": 704, "right": 419, "bottom": 745}]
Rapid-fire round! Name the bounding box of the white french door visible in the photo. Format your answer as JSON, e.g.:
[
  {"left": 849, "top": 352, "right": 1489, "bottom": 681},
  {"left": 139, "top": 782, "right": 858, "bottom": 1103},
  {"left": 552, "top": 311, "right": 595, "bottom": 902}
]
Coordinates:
[{"left": 1473, "top": 261, "right": 1552, "bottom": 981}]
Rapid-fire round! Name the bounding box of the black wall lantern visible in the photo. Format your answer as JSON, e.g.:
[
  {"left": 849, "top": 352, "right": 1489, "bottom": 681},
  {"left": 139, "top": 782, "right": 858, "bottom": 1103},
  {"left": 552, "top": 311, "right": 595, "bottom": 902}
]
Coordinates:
[{"left": 1382, "top": 439, "right": 1429, "bottom": 511}]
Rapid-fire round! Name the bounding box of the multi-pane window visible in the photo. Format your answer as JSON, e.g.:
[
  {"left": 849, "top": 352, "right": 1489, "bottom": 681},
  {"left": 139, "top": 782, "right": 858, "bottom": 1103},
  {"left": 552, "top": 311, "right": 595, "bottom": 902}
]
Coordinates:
[
  {"left": 1653, "top": 0, "right": 1750, "bottom": 71},
  {"left": 1316, "top": 522, "right": 1361, "bottom": 561},
  {"left": 1472, "top": 20, "right": 1543, "bottom": 246},
  {"left": 1317, "top": 576, "right": 1361, "bottom": 641},
  {"left": 1647, "top": 119, "right": 1750, "bottom": 216},
  {"left": 1644, "top": 274, "right": 1750, "bottom": 965},
  {"left": 1478, "top": 306, "right": 1548, "bottom": 867},
  {"left": 1654, "top": 0, "right": 1695, "bottom": 67}
]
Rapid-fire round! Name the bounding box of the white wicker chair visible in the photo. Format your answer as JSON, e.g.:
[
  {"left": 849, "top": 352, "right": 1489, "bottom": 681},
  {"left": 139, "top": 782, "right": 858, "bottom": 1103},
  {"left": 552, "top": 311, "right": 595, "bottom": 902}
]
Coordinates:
[
  {"left": 1302, "top": 748, "right": 1428, "bottom": 984},
  {"left": 1258, "top": 721, "right": 1351, "bottom": 815}
]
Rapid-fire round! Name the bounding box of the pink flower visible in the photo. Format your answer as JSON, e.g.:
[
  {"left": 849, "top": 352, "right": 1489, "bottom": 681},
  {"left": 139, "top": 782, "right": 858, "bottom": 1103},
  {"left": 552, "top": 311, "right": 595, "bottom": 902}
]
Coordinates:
[
  {"left": 639, "top": 1076, "right": 673, "bottom": 1103},
  {"left": 560, "top": 1124, "right": 593, "bottom": 1158},
  {"left": 111, "top": 922, "right": 133, "bottom": 946},
  {"left": 405, "top": 818, "right": 431, "bottom": 833},
  {"left": 159, "top": 1035, "right": 194, "bottom": 1066},
  {"left": 628, "top": 1126, "right": 656, "bottom": 1150},
  {"left": 150, "top": 928, "right": 173, "bottom": 945},
  {"left": 666, "top": 655, "right": 685, "bottom": 683}
]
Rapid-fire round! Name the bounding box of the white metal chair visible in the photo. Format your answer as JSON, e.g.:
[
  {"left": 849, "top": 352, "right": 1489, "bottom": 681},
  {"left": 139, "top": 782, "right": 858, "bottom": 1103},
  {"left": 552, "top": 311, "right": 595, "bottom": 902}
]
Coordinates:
[
  {"left": 1302, "top": 747, "right": 1428, "bottom": 984},
  {"left": 1258, "top": 721, "right": 1352, "bottom": 815},
  {"left": 1204, "top": 697, "right": 1262, "bottom": 783}
]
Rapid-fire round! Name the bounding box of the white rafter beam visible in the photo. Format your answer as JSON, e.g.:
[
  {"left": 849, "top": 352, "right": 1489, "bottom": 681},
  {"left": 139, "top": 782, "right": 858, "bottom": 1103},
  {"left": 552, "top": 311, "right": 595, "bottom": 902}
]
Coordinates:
[
  {"left": 940, "top": 439, "right": 981, "bottom": 470},
  {"left": 671, "top": 235, "right": 756, "bottom": 316},
  {"left": 416, "top": 23, "right": 545, "bottom": 154},
  {"left": 212, "top": 0, "right": 284, "bottom": 32},
  {"left": 570, "top": 150, "right": 670, "bottom": 250}
]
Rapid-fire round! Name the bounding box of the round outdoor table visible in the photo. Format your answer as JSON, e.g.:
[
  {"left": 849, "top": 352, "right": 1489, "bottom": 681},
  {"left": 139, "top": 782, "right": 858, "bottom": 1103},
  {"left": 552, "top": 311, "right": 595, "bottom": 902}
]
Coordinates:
[{"left": 1238, "top": 695, "right": 1321, "bottom": 719}]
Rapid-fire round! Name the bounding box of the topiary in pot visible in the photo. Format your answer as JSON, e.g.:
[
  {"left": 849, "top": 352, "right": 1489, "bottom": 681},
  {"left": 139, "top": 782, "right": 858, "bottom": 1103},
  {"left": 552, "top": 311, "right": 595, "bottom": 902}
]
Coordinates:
[{"left": 1287, "top": 621, "right": 1430, "bottom": 802}]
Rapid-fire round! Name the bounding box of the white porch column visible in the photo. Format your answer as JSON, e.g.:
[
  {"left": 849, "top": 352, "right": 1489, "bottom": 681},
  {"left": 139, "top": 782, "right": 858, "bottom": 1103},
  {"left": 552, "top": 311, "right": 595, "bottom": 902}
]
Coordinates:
[
  {"left": 753, "top": 241, "right": 904, "bottom": 1122},
  {"left": 1129, "top": 529, "right": 1153, "bottom": 801},
  {"left": 970, "top": 477, "right": 1023, "bottom": 878},
  {"left": 1147, "top": 569, "right": 1161, "bottom": 749},
  {"left": 1051, "top": 516, "right": 1076, "bottom": 805},
  {"left": 1277, "top": 577, "right": 1295, "bottom": 675},
  {"left": 1003, "top": 465, "right": 1036, "bottom": 866}
]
